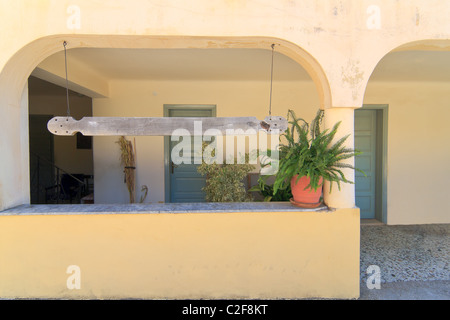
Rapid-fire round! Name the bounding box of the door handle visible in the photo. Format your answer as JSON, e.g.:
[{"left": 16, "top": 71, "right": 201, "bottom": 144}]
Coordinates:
[{"left": 171, "top": 161, "right": 178, "bottom": 174}]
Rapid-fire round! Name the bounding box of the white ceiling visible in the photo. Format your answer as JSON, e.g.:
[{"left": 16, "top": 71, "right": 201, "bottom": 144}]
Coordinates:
[
  {"left": 58, "top": 48, "right": 312, "bottom": 81},
  {"left": 370, "top": 50, "right": 450, "bottom": 82},
  {"left": 35, "top": 48, "right": 450, "bottom": 86}
]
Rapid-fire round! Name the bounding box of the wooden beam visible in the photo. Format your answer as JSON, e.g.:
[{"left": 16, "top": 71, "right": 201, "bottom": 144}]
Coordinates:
[{"left": 47, "top": 116, "right": 288, "bottom": 136}]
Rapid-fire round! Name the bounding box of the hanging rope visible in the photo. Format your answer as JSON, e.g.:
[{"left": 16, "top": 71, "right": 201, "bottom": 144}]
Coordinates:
[
  {"left": 63, "top": 41, "right": 71, "bottom": 117},
  {"left": 269, "top": 43, "right": 275, "bottom": 119}
]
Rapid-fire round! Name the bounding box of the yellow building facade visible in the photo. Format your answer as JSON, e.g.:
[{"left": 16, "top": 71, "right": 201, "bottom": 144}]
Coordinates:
[{"left": 0, "top": 0, "right": 449, "bottom": 299}]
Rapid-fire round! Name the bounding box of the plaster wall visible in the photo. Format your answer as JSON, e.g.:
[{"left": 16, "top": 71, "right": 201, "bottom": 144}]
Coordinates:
[
  {"left": 363, "top": 81, "right": 450, "bottom": 225},
  {"left": 0, "top": 207, "right": 360, "bottom": 299},
  {"left": 2, "top": 0, "right": 450, "bottom": 106}
]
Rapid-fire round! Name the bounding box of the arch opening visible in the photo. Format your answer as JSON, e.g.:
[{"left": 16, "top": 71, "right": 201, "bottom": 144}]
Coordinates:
[
  {"left": 0, "top": 35, "right": 331, "bottom": 209},
  {"left": 360, "top": 39, "right": 450, "bottom": 225}
]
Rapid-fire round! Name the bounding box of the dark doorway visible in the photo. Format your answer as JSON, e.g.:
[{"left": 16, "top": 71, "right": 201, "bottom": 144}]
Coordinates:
[{"left": 29, "top": 114, "right": 54, "bottom": 203}]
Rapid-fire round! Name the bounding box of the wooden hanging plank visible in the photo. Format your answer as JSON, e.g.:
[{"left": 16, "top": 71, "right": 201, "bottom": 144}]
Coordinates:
[{"left": 47, "top": 116, "right": 288, "bottom": 136}]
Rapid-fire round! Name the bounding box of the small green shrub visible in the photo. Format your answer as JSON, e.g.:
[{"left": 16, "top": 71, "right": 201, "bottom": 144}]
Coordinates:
[{"left": 197, "top": 143, "right": 254, "bottom": 202}]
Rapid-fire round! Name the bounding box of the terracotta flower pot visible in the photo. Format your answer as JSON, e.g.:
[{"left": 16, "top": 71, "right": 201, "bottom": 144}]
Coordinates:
[{"left": 290, "top": 175, "right": 323, "bottom": 205}]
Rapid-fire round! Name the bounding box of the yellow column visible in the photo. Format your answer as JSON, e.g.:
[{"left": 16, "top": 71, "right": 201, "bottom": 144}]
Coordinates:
[{"left": 323, "top": 107, "right": 356, "bottom": 209}]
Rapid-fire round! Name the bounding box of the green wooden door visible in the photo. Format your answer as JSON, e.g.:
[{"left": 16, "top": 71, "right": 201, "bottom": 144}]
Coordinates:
[
  {"left": 165, "top": 106, "right": 215, "bottom": 202},
  {"left": 354, "top": 109, "right": 377, "bottom": 219}
]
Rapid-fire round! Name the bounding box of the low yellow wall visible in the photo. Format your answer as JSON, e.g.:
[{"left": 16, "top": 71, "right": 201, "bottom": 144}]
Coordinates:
[{"left": 0, "top": 208, "right": 360, "bottom": 299}]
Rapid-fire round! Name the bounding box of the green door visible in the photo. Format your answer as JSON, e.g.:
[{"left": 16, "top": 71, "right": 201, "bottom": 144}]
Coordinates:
[
  {"left": 354, "top": 109, "right": 377, "bottom": 219},
  {"left": 165, "top": 106, "right": 215, "bottom": 202}
]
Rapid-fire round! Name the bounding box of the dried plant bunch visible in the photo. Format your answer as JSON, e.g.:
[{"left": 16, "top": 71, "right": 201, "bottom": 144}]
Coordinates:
[{"left": 116, "top": 136, "right": 136, "bottom": 203}]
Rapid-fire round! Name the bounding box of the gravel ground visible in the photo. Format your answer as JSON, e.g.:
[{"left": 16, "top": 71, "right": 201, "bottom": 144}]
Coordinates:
[{"left": 360, "top": 224, "right": 450, "bottom": 284}]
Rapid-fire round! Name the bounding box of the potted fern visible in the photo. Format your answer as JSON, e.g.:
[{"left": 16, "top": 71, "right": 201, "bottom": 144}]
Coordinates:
[{"left": 273, "top": 109, "right": 362, "bottom": 207}]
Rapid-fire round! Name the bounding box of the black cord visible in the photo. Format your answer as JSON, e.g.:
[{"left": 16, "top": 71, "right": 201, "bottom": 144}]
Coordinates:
[
  {"left": 269, "top": 43, "right": 275, "bottom": 119},
  {"left": 63, "top": 41, "right": 71, "bottom": 117}
]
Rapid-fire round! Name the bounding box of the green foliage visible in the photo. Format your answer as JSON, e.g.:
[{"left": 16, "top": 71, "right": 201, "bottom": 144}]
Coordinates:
[
  {"left": 248, "top": 175, "right": 292, "bottom": 202},
  {"left": 273, "top": 109, "right": 363, "bottom": 195},
  {"left": 197, "top": 143, "right": 255, "bottom": 202}
]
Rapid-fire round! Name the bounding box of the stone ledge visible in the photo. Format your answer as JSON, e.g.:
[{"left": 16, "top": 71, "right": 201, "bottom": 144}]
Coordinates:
[{"left": 0, "top": 202, "right": 330, "bottom": 216}]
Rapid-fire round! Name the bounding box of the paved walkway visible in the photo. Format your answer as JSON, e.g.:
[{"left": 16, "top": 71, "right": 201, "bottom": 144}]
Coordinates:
[
  {"left": 359, "top": 223, "right": 449, "bottom": 300},
  {"left": 359, "top": 279, "right": 450, "bottom": 300}
]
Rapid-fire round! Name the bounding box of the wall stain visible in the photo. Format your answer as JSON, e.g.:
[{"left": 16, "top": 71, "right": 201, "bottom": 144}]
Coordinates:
[
  {"left": 333, "top": 7, "right": 338, "bottom": 16},
  {"left": 341, "top": 60, "right": 364, "bottom": 100},
  {"left": 415, "top": 8, "right": 420, "bottom": 26},
  {"left": 314, "top": 27, "right": 324, "bottom": 33}
]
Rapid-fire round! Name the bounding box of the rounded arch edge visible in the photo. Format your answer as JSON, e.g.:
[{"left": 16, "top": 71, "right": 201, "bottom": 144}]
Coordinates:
[{"left": 0, "top": 34, "right": 332, "bottom": 109}]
